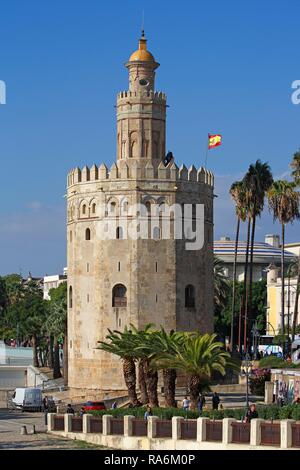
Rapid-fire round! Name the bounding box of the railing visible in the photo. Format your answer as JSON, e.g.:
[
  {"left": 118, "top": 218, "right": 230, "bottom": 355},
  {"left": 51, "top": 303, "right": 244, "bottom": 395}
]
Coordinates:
[
  {"left": 156, "top": 419, "right": 172, "bottom": 438},
  {"left": 292, "top": 423, "right": 300, "bottom": 448},
  {"left": 110, "top": 418, "right": 124, "bottom": 435},
  {"left": 90, "top": 417, "right": 103, "bottom": 434},
  {"left": 71, "top": 416, "right": 83, "bottom": 432},
  {"left": 231, "top": 422, "right": 250, "bottom": 444},
  {"left": 260, "top": 422, "right": 280, "bottom": 446},
  {"left": 206, "top": 420, "right": 222, "bottom": 441},
  {"left": 132, "top": 419, "right": 148, "bottom": 436},
  {"left": 180, "top": 420, "right": 197, "bottom": 440},
  {"left": 53, "top": 415, "right": 64, "bottom": 431}
]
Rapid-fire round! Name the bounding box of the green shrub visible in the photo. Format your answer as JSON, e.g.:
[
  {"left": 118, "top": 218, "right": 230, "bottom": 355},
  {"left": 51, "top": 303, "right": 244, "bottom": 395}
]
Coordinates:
[
  {"left": 278, "top": 405, "right": 294, "bottom": 420},
  {"left": 249, "top": 369, "right": 271, "bottom": 395},
  {"left": 291, "top": 405, "right": 300, "bottom": 420},
  {"left": 258, "top": 356, "right": 287, "bottom": 369}
]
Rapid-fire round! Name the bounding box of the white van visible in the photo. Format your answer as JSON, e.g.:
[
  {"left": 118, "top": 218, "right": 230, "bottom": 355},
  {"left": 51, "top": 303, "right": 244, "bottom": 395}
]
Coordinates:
[{"left": 12, "top": 387, "right": 43, "bottom": 411}]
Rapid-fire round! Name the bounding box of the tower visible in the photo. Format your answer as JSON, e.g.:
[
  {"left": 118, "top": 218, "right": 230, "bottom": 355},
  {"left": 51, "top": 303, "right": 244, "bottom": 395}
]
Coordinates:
[{"left": 66, "top": 33, "right": 214, "bottom": 397}]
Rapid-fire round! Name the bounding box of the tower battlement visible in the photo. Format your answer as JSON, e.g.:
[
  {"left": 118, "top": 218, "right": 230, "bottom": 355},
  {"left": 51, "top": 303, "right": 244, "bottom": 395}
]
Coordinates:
[
  {"left": 117, "top": 90, "right": 167, "bottom": 102},
  {"left": 67, "top": 162, "right": 214, "bottom": 187}
]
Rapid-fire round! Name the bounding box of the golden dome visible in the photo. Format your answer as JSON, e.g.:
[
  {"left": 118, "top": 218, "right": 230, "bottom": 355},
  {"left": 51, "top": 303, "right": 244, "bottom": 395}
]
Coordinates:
[{"left": 129, "top": 32, "right": 155, "bottom": 62}]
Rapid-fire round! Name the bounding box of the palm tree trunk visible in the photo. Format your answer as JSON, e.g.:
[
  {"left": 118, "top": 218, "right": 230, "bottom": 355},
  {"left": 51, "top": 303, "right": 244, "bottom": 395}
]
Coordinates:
[
  {"left": 144, "top": 360, "right": 159, "bottom": 407},
  {"left": 63, "top": 318, "right": 68, "bottom": 386},
  {"left": 189, "top": 375, "right": 200, "bottom": 410},
  {"left": 138, "top": 359, "right": 149, "bottom": 404},
  {"left": 248, "top": 214, "right": 256, "bottom": 345},
  {"left": 49, "top": 335, "right": 54, "bottom": 368},
  {"left": 292, "top": 250, "right": 300, "bottom": 340},
  {"left": 163, "top": 369, "right": 177, "bottom": 408},
  {"left": 53, "top": 337, "right": 62, "bottom": 379},
  {"left": 231, "top": 216, "right": 240, "bottom": 351},
  {"left": 242, "top": 217, "right": 251, "bottom": 353},
  {"left": 123, "top": 358, "right": 140, "bottom": 406},
  {"left": 281, "top": 223, "right": 285, "bottom": 352},
  {"left": 32, "top": 334, "right": 39, "bottom": 368}
]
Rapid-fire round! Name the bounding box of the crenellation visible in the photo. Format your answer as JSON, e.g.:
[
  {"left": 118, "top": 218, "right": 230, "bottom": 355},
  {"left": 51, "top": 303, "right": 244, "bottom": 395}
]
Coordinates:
[
  {"left": 74, "top": 167, "right": 82, "bottom": 183},
  {"left": 158, "top": 160, "right": 168, "bottom": 179},
  {"left": 90, "top": 164, "right": 98, "bottom": 181},
  {"left": 99, "top": 163, "right": 108, "bottom": 180},
  {"left": 169, "top": 162, "right": 178, "bottom": 181},
  {"left": 145, "top": 161, "right": 154, "bottom": 179},
  {"left": 81, "top": 165, "right": 90, "bottom": 182},
  {"left": 178, "top": 164, "right": 188, "bottom": 180},
  {"left": 109, "top": 162, "right": 118, "bottom": 179},
  {"left": 188, "top": 165, "right": 197, "bottom": 182}
]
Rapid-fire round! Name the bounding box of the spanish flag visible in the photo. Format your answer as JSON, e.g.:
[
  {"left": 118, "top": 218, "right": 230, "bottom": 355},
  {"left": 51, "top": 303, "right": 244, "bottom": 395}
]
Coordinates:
[{"left": 208, "top": 134, "right": 222, "bottom": 149}]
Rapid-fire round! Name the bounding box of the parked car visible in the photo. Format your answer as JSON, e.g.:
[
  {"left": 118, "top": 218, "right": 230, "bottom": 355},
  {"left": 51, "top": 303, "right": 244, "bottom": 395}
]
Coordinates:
[{"left": 83, "top": 401, "right": 106, "bottom": 411}]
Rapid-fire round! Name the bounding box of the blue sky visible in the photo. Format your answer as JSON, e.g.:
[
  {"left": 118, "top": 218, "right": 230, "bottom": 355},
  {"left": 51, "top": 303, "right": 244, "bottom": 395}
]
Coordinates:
[{"left": 0, "top": 0, "right": 299, "bottom": 276}]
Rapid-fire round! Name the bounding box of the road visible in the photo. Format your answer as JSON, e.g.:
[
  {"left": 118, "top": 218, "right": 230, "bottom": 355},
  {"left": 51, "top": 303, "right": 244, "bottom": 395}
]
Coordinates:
[{"left": 0, "top": 409, "right": 105, "bottom": 450}]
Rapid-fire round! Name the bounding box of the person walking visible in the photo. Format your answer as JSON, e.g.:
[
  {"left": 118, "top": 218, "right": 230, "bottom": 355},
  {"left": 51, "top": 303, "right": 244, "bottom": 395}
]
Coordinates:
[
  {"left": 66, "top": 403, "right": 75, "bottom": 414},
  {"left": 182, "top": 396, "right": 190, "bottom": 411},
  {"left": 43, "top": 396, "right": 49, "bottom": 425},
  {"left": 244, "top": 404, "right": 258, "bottom": 422},
  {"left": 197, "top": 394, "right": 206, "bottom": 415},
  {"left": 144, "top": 405, "right": 153, "bottom": 420},
  {"left": 111, "top": 401, "right": 117, "bottom": 409},
  {"left": 79, "top": 407, "right": 86, "bottom": 417},
  {"left": 212, "top": 392, "right": 220, "bottom": 410}
]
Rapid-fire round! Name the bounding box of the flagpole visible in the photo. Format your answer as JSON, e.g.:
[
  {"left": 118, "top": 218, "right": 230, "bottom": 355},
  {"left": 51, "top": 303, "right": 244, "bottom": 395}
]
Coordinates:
[{"left": 205, "top": 134, "right": 210, "bottom": 167}]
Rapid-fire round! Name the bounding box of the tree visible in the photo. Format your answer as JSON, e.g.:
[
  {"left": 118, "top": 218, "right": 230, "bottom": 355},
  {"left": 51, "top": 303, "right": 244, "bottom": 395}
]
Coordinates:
[
  {"left": 243, "top": 160, "right": 273, "bottom": 349},
  {"left": 46, "top": 282, "right": 67, "bottom": 381},
  {"left": 214, "top": 257, "right": 230, "bottom": 311},
  {"left": 290, "top": 149, "right": 300, "bottom": 186},
  {"left": 98, "top": 328, "right": 141, "bottom": 406},
  {"left": 267, "top": 180, "right": 300, "bottom": 346},
  {"left": 154, "top": 333, "right": 235, "bottom": 409},
  {"left": 229, "top": 181, "right": 247, "bottom": 350}
]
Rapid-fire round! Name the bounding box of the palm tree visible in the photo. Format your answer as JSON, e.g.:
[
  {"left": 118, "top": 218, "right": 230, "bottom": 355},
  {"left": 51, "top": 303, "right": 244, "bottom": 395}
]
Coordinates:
[
  {"left": 150, "top": 328, "right": 184, "bottom": 408},
  {"left": 214, "top": 257, "right": 230, "bottom": 311},
  {"left": 154, "top": 332, "right": 235, "bottom": 409},
  {"left": 267, "top": 180, "right": 300, "bottom": 345},
  {"left": 243, "top": 161, "right": 273, "bottom": 349},
  {"left": 98, "top": 328, "right": 141, "bottom": 406},
  {"left": 290, "top": 149, "right": 300, "bottom": 186},
  {"left": 229, "top": 181, "right": 247, "bottom": 351}
]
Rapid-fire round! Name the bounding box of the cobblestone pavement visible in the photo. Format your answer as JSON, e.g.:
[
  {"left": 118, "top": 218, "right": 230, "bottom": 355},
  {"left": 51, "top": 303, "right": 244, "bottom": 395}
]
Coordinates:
[{"left": 0, "top": 409, "right": 106, "bottom": 450}]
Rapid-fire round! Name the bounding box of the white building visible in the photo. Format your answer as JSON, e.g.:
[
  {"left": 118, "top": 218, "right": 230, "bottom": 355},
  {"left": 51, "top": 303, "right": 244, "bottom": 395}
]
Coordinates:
[{"left": 43, "top": 269, "right": 67, "bottom": 300}]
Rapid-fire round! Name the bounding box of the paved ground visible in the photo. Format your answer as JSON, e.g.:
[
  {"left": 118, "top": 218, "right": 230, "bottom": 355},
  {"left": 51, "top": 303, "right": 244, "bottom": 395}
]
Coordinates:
[{"left": 0, "top": 409, "right": 106, "bottom": 450}]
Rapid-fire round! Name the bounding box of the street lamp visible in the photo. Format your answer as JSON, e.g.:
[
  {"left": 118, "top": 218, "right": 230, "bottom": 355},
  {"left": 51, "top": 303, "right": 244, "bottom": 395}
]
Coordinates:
[
  {"left": 251, "top": 322, "right": 260, "bottom": 360},
  {"left": 244, "top": 352, "right": 251, "bottom": 410}
]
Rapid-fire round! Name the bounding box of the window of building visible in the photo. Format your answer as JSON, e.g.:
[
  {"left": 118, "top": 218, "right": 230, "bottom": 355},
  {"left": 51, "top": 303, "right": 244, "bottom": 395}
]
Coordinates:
[
  {"left": 87, "top": 294, "right": 90, "bottom": 303},
  {"left": 116, "top": 226, "right": 123, "bottom": 239},
  {"left": 153, "top": 227, "right": 160, "bottom": 240},
  {"left": 87, "top": 263, "right": 89, "bottom": 272},
  {"left": 185, "top": 284, "right": 195, "bottom": 308},
  {"left": 155, "top": 261, "right": 158, "bottom": 273},
  {"left": 118, "top": 262, "right": 121, "bottom": 272},
  {"left": 82, "top": 204, "right": 86, "bottom": 215},
  {"left": 69, "top": 286, "right": 73, "bottom": 308},
  {"left": 85, "top": 228, "right": 91, "bottom": 240},
  {"left": 112, "top": 284, "right": 127, "bottom": 307},
  {"left": 92, "top": 203, "right": 96, "bottom": 214},
  {"left": 70, "top": 231, "right": 72, "bottom": 243}
]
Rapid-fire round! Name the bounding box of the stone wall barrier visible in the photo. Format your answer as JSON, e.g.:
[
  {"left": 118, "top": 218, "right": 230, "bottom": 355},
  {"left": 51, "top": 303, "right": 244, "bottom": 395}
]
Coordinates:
[
  {"left": 64, "top": 413, "right": 72, "bottom": 433},
  {"left": 250, "top": 418, "right": 264, "bottom": 446},
  {"left": 47, "top": 413, "right": 55, "bottom": 432},
  {"left": 196, "top": 417, "right": 209, "bottom": 442},
  {"left": 222, "top": 418, "right": 236, "bottom": 444},
  {"left": 172, "top": 417, "right": 184, "bottom": 440},
  {"left": 147, "top": 416, "right": 159, "bottom": 438},
  {"left": 102, "top": 415, "right": 112, "bottom": 436},
  {"left": 124, "top": 415, "right": 135, "bottom": 437},
  {"left": 265, "top": 381, "right": 274, "bottom": 404},
  {"left": 280, "top": 420, "right": 295, "bottom": 449},
  {"left": 83, "top": 414, "right": 92, "bottom": 434}
]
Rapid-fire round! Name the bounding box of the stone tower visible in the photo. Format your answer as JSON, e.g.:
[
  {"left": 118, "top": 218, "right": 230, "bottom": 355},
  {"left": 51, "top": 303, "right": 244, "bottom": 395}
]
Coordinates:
[{"left": 66, "top": 33, "right": 214, "bottom": 397}]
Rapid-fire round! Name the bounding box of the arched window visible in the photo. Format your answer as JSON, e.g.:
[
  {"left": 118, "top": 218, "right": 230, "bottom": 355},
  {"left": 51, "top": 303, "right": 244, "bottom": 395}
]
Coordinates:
[
  {"left": 69, "top": 286, "right": 73, "bottom": 309},
  {"left": 153, "top": 226, "right": 160, "bottom": 240},
  {"left": 112, "top": 284, "right": 127, "bottom": 307},
  {"left": 110, "top": 202, "right": 116, "bottom": 214},
  {"left": 85, "top": 228, "right": 91, "bottom": 240},
  {"left": 116, "top": 226, "right": 123, "bottom": 239},
  {"left": 145, "top": 201, "right": 151, "bottom": 215},
  {"left": 82, "top": 204, "right": 86, "bottom": 215},
  {"left": 185, "top": 285, "right": 195, "bottom": 308},
  {"left": 92, "top": 203, "right": 96, "bottom": 214}
]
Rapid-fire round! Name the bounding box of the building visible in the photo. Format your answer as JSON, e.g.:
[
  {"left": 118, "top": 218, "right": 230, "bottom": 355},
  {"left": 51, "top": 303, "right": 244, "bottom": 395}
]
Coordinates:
[
  {"left": 285, "top": 241, "right": 300, "bottom": 257},
  {"left": 43, "top": 269, "right": 67, "bottom": 300},
  {"left": 267, "top": 264, "right": 300, "bottom": 335},
  {"left": 66, "top": 32, "right": 214, "bottom": 397},
  {"left": 214, "top": 234, "right": 295, "bottom": 282}
]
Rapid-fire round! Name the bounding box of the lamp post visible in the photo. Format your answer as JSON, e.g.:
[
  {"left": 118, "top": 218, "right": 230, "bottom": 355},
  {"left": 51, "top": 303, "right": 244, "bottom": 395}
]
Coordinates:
[
  {"left": 251, "top": 322, "right": 260, "bottom": 360},
  {"left": 244, "top": 352, "right": 250, "bottom": 410}
]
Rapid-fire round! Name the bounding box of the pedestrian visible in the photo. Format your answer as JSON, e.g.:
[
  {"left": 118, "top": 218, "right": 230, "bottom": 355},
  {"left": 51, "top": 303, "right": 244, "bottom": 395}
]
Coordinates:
[
  {"left": 43, "top": 396, "right": 49, "bottom": 425},
  {"left": 244, "top": 404, "right": 258, "bottom": 422},
  {"left": 212, "top": 392, "right": 220, "bottom": 410},
  {"left": 66, "top": 403, "right": 75, "bottom": 414},
  {"left": 111, "top": 401, "right": 117, "bottom": 409},
  {"left": 197, "top": 394, "right": 205, "bottom": 415},
  {"left": 79, "top": 407, "right": 85, "bottom": 417},
  {"left": 144, "top": 405, "right": 153, "bottom": 420},
  {"left": 182, "top": 396, "right": 190, "bottom": 411}
]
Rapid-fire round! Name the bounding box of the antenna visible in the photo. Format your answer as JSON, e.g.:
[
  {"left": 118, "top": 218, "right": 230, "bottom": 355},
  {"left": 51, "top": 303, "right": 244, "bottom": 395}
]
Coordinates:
[{"left": 141, "top": 10, "right": 145, "bottom": 36}]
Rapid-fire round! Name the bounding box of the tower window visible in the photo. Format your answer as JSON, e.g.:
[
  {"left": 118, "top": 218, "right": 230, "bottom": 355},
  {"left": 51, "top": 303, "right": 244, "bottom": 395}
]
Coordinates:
[
  {"left": 116, "top": 226, "right": 123, "bottom": 239},
  {"left": 69, "top": 286, "right": 73, "bottom": 309},
  {"left": 185, "top": 285, "right": 195, "bottom": 308},
  {"left": 82, "top": 204, "right": 86, "bottom": 215},
  {"left": 70, "top": 231, "right": 72, "bottom": 243},
  {"left": 92, "top": 203, "right": 96, "bottom": 214},
  {"left": 87, "top": 263, "right": 89, "bottom": 272},
  {"left": 153, "top": 227, "right": 160, "bottom": 240},
  {"left": 110, "top": 202, "right": 116, "bottom": 214},
  {"left": 118, "top": 262, "right": 121, "bottom": 272},
  {"left": 112, "top": 284, "right": 127, "bottom": 307},
  {"left": 155, "top": 262, "right": 158, "bottom": 273},
  {"left": 87, "top": 294, "right": 90, "bottom": 303},
  {"left": 85, "top": 228, "right": 91, "bottom": 240}
]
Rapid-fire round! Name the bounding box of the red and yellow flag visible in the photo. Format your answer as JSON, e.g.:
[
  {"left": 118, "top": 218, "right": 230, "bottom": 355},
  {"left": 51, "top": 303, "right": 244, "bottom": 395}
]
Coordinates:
[{"left": 208, "top": 134, "right": 222, "bottom": 149}]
